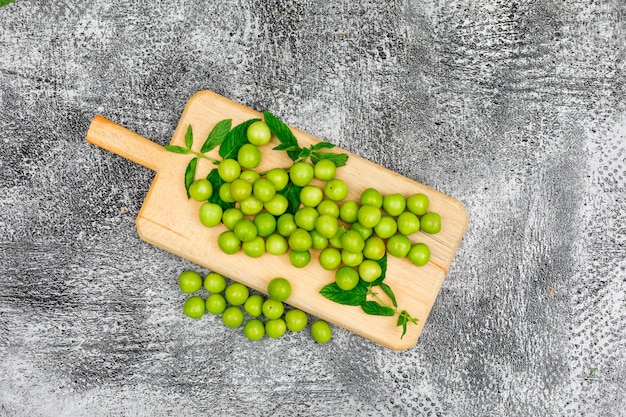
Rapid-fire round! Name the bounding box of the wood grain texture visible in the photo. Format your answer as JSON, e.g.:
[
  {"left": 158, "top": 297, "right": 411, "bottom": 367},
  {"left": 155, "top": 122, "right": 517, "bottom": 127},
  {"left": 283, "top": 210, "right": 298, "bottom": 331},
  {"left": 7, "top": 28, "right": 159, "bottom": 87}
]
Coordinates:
[{"left": 86, "top": 90, "right": 469, "bottom": 350}]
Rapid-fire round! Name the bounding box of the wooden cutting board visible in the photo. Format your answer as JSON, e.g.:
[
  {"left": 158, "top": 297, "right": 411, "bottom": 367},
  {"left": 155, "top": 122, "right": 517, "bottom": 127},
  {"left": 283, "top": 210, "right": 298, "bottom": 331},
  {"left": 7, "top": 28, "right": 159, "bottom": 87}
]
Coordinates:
[{"left": 86, "top": 90, "right": 469, "bottom": 350}]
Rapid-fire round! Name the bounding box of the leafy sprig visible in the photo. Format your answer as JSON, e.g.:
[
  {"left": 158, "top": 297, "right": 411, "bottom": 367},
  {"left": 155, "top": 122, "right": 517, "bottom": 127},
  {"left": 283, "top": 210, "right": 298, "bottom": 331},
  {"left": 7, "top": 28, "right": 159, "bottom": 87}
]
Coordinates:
[
  {"left": 0, "top": 0, "right": 16, "bottom": 7},
  {"left": 201, "top": 119, "right": 232, "bottom": 153},
  {"left": 320, "top": 254, "right": 419, "bottom": 339},
  {"left": 166, "top": 112, "right": 348, "bottom": 201},
  {"left": 264, "top": 110, "right": 348, "bottom": 167},
  {"left": 183, "top": 157, "right": 198, "bottom": 199},
  {"left": 166, "top": 124, "right": 225, "bottom": 197}
]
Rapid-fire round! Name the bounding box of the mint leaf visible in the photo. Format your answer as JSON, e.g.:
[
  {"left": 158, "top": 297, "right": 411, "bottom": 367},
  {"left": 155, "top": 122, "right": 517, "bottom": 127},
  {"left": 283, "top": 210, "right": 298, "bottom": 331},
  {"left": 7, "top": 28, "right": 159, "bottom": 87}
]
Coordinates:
[
  {"left": 277, "top": 181, "right": 302, "bottom": 215},
  {"left": 310, "top": 142, "right": 335, "bottom": 151},
  {"left": 273, "top": 144, "right": 301, "bottom": 152},
  {"left": 219, "top": 118, "right": 260, "bottom": 160},
  {"left": 0, "top": 0, "right": 16, "bottom": 7},
  {"left": 360, "top": 301, "right": 394, "bottom": 317},
  {"left": 319, "top": 282, "right": 367, "bottom": 306},
  {"left": 310, "top": 151, "right": 348, "bottom": 167},
  {"left": 184, "top": 157, "right": 198, "bottom": 198},
  {"left": 397, "top": 312, "right": 409, "bottom": 339},
  {"left": 298, "top": 147, "right": 311, "bottom": 159},
  {"left": 206, "top": 168, "right": 236, "bottom": 210},
  {"left": 201, "top": 119, "right": 232, "bottom": 153},
  {"left": 264, "top": 110, "right": 302, "bottom": 161},
  {"left": 165, "top": 145, "right": 191, "bottom": 154},
  {"left": 379, "top": 282, "right": 397, "bottom": 307},
  {"left": 184, "top": 125, "right": 193, "bottom": 150}
]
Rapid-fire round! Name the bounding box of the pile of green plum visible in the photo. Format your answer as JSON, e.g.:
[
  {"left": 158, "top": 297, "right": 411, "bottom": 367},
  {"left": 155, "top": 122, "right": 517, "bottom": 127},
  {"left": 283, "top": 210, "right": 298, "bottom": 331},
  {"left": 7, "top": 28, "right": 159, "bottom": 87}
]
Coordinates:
[
  {"left": 178, "top": 270, "right": 332, "bottom": 343},
  {"left": 171, "top": 111, "right": 442, "bottom": 338},
  {"left": 188, "top": 119, "right": 441, "bottom": 290}
]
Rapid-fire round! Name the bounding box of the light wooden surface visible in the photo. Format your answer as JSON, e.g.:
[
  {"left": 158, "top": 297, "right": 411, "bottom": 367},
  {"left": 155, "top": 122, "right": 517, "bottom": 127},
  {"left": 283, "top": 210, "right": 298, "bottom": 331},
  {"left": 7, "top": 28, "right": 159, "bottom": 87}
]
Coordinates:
[{"left": 86, "top": 90, "right": 469, "bottom": 350}]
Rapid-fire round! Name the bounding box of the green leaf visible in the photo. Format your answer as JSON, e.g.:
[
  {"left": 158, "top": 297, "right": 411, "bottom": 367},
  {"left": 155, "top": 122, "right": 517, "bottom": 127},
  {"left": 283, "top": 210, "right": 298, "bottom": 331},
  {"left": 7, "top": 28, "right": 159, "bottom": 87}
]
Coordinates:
[
  {"left": 298, "top": 147, "right": 311, "bottom": 159},
  {"left": 0, "top": 0, "right": 16, "bottom": 7},
  {"left": 319, "top": 282, "right": 368, "bottom": 306},
  {"left": 206, "top": 168, "right": 236, "bottom": 211},
  {"left": 360, "top": 301, "right": 394, "bottom": 317},
  {"left": 219, "top": 118, "right": 260, "bottom": 160},
  {"left": 310, "top": 142, "right": 335, "bottom": 151},
  {"left": 379, "top": 282, "right": 397, "bottom": 307},
  {"left": 277, "top": 181, "right": 302, "bottom": 215},
  {"left": 397, "top": 311, "right": 409, "bottom": 339},
  {"left": 165, "top": 145, "right": 191, "bottom": 154},
  {"left": 184, "top": 157, "right": 198, "bottom": 198},
  {"left": 184, "top": 125, "right": 193, "bottom": 150},
  {"left": 310, "top": 151, "right": 348, "bottom": 167},
  {"left": 201, "top": 119, "right": 232, "bottom": 153},
  {"left": 264, "top": 110, "right": 301, "bottom": 161},
  {"left": 273, "top": 144, "right": 301, "bottom": 152}
]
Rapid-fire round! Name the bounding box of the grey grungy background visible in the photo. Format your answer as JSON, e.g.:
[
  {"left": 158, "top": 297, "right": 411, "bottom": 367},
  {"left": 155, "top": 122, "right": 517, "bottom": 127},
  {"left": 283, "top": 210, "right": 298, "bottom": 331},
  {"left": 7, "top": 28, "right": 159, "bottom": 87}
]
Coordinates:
[{"left": 0, "top": 1, "right": 625, "bottom": 416}]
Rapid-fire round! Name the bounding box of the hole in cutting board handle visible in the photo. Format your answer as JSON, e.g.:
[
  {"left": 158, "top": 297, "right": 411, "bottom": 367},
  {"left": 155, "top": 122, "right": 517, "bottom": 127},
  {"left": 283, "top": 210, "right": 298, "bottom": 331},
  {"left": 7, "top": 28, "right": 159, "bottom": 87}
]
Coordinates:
[{"left": 86, "top": 115, "right": 170, "bottom": 172}]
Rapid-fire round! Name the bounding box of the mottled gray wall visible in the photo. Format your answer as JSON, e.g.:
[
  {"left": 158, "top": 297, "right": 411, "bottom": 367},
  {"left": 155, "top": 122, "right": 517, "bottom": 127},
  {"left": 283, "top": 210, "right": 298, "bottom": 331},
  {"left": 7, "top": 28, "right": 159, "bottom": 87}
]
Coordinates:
[{"left": 1, "top": 1, "right": 625, "bottom": 416}]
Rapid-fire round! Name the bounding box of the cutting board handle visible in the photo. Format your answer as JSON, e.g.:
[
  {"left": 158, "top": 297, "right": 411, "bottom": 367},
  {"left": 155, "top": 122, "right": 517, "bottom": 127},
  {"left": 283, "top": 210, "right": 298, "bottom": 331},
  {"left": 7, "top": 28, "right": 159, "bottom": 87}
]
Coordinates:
[{"left": 86, "top": 115, "right": 169, "bottom": 172}]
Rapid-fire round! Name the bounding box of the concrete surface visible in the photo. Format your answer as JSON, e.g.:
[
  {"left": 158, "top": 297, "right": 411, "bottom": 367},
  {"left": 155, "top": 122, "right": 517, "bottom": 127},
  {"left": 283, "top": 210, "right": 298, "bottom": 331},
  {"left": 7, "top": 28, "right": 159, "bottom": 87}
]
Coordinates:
[{"left": 1, "top": 1, "right": 625, "bottom": 416}]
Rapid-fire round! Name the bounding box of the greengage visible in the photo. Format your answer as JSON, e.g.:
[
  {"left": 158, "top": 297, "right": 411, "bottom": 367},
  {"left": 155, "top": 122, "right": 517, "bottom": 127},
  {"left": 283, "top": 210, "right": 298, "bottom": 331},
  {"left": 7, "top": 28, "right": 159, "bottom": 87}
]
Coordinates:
[
  {"left": 217, "top": 159, "right": 241, "bottom": 182},
  {"left": 222, "top": 306, "right": 244, "bottom": 328},
  {"left": 204, "top": 271, "right": 227, "bottom": 293},
  {"left": 262, "top": 298, "right": 285, "bottom": 320},
  {"left": 310, "top": 320, "right": 332, "bottom": 344},
  {"left": 267, "top": 277, "right": 292, "bottom": 302},
  {"left": 290, "top": 161, "right": 314, "bottom": 187},
  {"left": 266, "top": 168, "right": 289, "bottom": 191},
  {"left": 244, "top": 294, "right": 265, "bottom": 317},
  {"left": 324, "top": 179, "right": 348, "bottom": 201},
  {"left": 319, "top": 247, "right": 342, "bottom": 270},
  {"left": 382, "top": 193, "right": 406, "bottom": 216},
  {"left": 314, "top": 159, "right": 336, "bottom": 181},
  {"left": 183, "top": 296, "right": 205, "bottom": 319},
  {"left": 218, "top": 230, "right": 241, "bottom": 254},
  {"left": 247, "top": 121, "right": 272, "bottom": 145},
  {"left": 285, "top": 309, "right": 308, "bottom": 332},
  {"left": 407, "top": 243, "right": 431, "bottom": 266},
  {"left": 189, "top": 179, "right": 213, "bottom": 201},
  {"left": 230, "top": 178, "right": 252, "bottom": 202},
  {"left": 178, "top": 270, "right": 203, "bottom": 294},
  {"left": 242, "top": 236, "right": 265, "bottom": 258},
  {"left": 386, "top": 234, "right": 412, "bottom": 258},
  {"left": 289, "top": 249, "right": 311, "bottom": 268},
  {"left": 237, "top": 143, "right": 261, "bottom": 169},
  {"left": 360, "top": 188, "right": 383, "bottom": 208},
  {"left": 265, "top": 318, "right": 287, "bottom": 338},
  {"left": 407, "top": 193, "right": 429, "bottom": 216},
  {"left": 335, "top": 266, "right": 359, "bottom": 290},
  {"left": 243, "top": 319, "right": 265, "bottom": 341},
  {"left": 265, "top": 234, "right": 288, "bottom": 255},
  {"left": 205, "top": 293, "right": 227, "bottom": 315},
  {"left": 397, "top": 212, "right": 420, "bottom": 235},
  {"left": 225, "top": 282, "right": 249, "bottom": 306},
  {"left": 253, "top": 212, "right": 277, "bottom": 237},
  {"left": 199, "top": 202, "right": 223, "bottom": 227},
  {"left": 420, "top": 212, "right": 441, "bottom": 234},
  {"left": 357, "top": 205, "right": 382, "bottom": 228}
]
